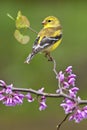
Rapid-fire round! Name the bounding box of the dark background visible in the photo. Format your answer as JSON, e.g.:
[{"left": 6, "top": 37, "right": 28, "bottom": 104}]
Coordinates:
[{"left": 0, "top": 0, "right": 87, "bottom": 130}]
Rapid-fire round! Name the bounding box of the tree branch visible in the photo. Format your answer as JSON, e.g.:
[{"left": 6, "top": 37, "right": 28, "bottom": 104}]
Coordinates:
[
  {"left": 78, "top": 99, "right": 87, "bottom": 105},
  {"left": 12, "top": 87, "right": 72, "bottom": 99}
]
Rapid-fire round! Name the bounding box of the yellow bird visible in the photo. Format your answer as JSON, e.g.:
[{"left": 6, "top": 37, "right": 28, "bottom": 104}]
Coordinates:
[{"left": 25, "top": 16, "right": 62, "bottom": 64}]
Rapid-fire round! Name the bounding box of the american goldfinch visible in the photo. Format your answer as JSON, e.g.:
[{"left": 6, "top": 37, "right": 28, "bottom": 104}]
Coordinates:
[{"left": 25, "top": 16, "right": 62, "bottom": 64}]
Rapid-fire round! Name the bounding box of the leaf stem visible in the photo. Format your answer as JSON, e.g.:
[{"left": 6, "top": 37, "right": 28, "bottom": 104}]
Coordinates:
[{"left": 28, "top": 26, "right": 38, "bottom": 34}]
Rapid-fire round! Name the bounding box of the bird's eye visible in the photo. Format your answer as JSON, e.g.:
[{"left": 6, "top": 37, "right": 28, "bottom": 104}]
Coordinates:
[{"left": 48, "top": 20, "right": 51, "bottom": 22}]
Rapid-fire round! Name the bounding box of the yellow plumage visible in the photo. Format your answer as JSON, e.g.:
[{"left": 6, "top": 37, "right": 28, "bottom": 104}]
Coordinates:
[{"left": 25, "top": 16, "right": 62, "bottom": 63}]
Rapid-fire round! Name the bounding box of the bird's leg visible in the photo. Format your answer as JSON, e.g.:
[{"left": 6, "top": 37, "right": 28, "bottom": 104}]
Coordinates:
[{"left": 45, "top": 52, "right": 53, "bottom": 61}]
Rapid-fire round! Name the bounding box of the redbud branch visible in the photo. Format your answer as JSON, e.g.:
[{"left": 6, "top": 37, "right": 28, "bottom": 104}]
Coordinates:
[
  {"left": 12, "top": 87, "right": 70, "bottom": 98},
  {"left": 78, "top": 99, "right": 87, "bottom": 105},
  {"left": 0, "top": 58, "right": 86, "bottom": 105},
  {"left": 13, "top": 87, "right": 87, "bottom": 106},
  {"left": 0, "top": 84, "right": 75, "bottom": 101},
  {"left": 12, "top": 86, "right": 77, "bottom": 102},
  {"left": 2, "top": 85, "right": 87, "bottom": 105}
]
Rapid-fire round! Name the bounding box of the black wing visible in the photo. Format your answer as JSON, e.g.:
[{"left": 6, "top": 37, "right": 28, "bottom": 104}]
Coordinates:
[
  {"left": 40, "top": 34, "right": 62, "bottom": 48},
  {"left": 32, "top": 34, "right": 62, "bottom": 53}
]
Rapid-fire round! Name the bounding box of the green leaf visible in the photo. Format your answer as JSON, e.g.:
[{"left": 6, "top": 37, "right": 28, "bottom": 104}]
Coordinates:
[
  {"left": 14, "top": 30, "right": 30, "bottom": 44},
  {"left": 16, "top": 11, "right": 30, "bottom": 29}
]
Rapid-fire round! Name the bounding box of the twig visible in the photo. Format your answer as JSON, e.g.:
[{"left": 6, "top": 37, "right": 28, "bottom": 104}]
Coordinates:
[
  {"left": 52, "top": 58, "right": 58, "bottom": 76},
  {"left": 0, "top": 85, "right": 76, "bottom": 101},
  {"left": 78, "top": 99, "right": 87, "bottom": 105},
  {"left": 12, "top": 87, "right": 72, "bottom": 99},
  {"left": 28, "top": 26, "right": 38, "bottom": 34},
  {"left": 52, "top": 58, "right": 62, "bottom": 91},
  {"left": 57, "top": 114, "right": 70, "bottom": 130},
  {"left": 12, "top": 87, "right": 62, "bottom": 97}
]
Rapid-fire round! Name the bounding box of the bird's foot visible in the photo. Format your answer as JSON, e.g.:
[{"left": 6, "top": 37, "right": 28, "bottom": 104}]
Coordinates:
[{"left": 45, "top": 53, "right": 53, "bottom": 62}]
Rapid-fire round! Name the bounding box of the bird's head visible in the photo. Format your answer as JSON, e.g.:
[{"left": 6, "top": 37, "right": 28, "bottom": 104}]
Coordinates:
[{"left": 42, "top": 16, "right": 60, "bottom": 28}]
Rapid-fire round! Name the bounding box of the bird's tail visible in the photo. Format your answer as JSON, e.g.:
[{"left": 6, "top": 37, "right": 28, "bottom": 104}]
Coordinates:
[{"left": 24, "top": 52, "right": 35, "bottom": 64}]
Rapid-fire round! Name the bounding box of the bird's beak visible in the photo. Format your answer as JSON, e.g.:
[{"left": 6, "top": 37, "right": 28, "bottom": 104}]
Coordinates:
[{"left": 42, "top": 20, "right": 46, "bottom": 25}]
